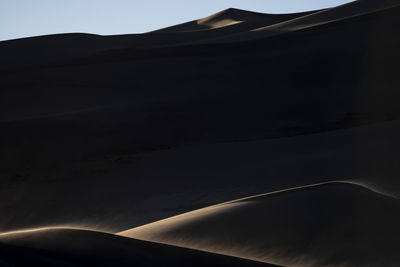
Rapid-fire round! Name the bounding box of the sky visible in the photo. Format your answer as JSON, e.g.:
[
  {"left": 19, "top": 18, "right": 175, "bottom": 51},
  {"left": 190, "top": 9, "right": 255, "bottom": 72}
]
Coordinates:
[{"left": 1, "top": 0, "right": 353, "bottom": 41}]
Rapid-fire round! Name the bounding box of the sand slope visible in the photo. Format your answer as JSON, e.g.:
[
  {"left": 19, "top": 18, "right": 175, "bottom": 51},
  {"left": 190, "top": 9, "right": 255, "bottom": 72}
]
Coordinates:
[
  {"left": 120, "top": 182, "right": 400, "bottom": 266},
  {"left": 1, "top": 120, "right": 400, "bottom": 234},
  {"left": 2, "top": 3, "right": 400, "bottom": 171},
  {"left": 0, "top": 228, "right": 274, "bottom": 266}
]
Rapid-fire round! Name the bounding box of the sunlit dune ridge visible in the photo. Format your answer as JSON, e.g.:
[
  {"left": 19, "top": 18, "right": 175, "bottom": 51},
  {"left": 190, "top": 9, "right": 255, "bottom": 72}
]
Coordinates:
[
  {"left": 119, "top": 181, "right": 400, "bottom": 266},
  {"left": 1, "top": 182, "right": 399, "bottom": 266},
  {"left": 0, "top": 228, "right": 273, "bottom": 266}
]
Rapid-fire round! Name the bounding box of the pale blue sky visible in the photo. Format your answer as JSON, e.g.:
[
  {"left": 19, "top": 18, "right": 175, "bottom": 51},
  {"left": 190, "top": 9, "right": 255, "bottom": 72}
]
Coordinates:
[{"left": 0, "top": 0, "right": 353, "bottom": 41}]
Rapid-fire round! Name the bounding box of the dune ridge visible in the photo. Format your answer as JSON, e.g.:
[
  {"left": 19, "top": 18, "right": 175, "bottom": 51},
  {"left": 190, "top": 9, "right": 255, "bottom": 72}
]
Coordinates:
[
  {"left": 2, "top": 181, "right": 398, "bottom": 266},
  {"left": 0, "top": 9, "right": 316, "bottom": 72},
  {"left": 150, "top": 8, "right": 319, "bottom": 33},
  {"left": 119, "top": 182, "right": 400, "bottom": 266},
  {"left": 0, "top": 228, "right": 275, "bottom": 266},
  {"left": 194, "top": 0, "right": 400, "bottom": 44}
]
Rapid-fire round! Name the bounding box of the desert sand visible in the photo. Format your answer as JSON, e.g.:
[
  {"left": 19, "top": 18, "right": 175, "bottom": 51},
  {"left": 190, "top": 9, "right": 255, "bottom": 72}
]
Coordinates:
[
  {"left": 0, "top": 228, "right": 273, "bottom": 266},
  {"left": 120, "top": 182, "right": 400, "bottom": 266},
  {"left": 1, "top": 0, "right": 400, "bottom": 266}
]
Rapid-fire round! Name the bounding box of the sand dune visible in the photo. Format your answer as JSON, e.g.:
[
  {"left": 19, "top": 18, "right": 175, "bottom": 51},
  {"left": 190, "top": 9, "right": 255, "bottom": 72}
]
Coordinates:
[
  {"left": 1, "top": 120, "right": 400, "bottom": 235},
  {"left": 120, "top": 182, "right": 400, "bottom": 266},
  {"left": 1, "top": 1, "right": 400, "bottom": 266},
  {"left": 201, "top": 0, "right": 400, "bottom": 43},
  {"left": 1, "top": 0, "right": 400, "bottom": 223},
  {"left": 255, "top": 0, "right": 400, "bottom": 31},
  {"left": 151, "top": 8, "right": 318, "bottom": 33},
  {"left": 0, "top": 9, "right": 315, "bottom": 72},
  {"left": 4, "top": 0, "right": 399, "bottom": 72},
  {"left": 0, "top": 228, "right": 274, "bottom": 266},
  {"left": 2, "top": 2, "right": 400, "bottom": 171}
]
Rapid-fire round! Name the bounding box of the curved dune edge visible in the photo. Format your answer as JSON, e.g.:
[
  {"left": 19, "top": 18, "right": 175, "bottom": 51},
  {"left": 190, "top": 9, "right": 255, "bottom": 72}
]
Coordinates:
[
  {"left": 149, "top": 8, "right": 319, "bottom": 34},
  {"left": 0, "top": 226, "right": 97, "bottom": 238},
  {"left": 199, "top": 0, "right": 400, "bottom": 44},
  {"left": 119, "top": 181, "right": 400, "bottom": 267},
  {"left": 1, "top": 181, "right": 394, "bottom": 266},
  {"left": 0, "top": 228, "right": 277, "bottom": 267},
  {"left": 0, "top": 180, "right": 391, "bottom": 238},
  {"left": 253, "top": 0, "right": 400, "bottom": 32}
]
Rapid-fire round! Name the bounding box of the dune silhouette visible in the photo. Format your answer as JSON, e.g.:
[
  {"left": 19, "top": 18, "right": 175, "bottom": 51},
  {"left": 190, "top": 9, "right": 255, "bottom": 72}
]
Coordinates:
[{"left": 0, "top": 228, "right": 274, "bottom": 266}]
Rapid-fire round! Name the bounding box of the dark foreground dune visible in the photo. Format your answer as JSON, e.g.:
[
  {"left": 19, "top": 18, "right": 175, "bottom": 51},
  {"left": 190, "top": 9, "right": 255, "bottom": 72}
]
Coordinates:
[
  {"left": 0, "top": 228, "right": 273, "bottom": 267},
  {"left": 1, "top": 0, "right": 400, "bottom": 266}
]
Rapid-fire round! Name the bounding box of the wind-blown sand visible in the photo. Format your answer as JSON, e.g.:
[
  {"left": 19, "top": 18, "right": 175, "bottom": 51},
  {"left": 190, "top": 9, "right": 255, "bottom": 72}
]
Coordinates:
[{"left": 1, "top": 0, "right": 400, "bottom": 266}]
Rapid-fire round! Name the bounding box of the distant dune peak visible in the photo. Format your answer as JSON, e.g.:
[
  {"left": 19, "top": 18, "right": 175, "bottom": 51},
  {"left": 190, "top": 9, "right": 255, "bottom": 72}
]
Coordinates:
[
  {"left": 197, "top": 7, "right": 286, "bottom": 29},
  {"left": 200, "top": 8, "right": 247, "bottom": 22},
  {"left": 150, "top": 6, "right": 321, "bottom": 34},
  {"left": 197, "top": 8, "right": 257, "bottom": 29}
]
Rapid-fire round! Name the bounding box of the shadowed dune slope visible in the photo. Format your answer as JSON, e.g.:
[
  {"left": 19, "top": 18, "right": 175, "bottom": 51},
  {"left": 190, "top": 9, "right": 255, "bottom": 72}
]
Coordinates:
[
  {"left": 1, "top": 120, "right": 400, "bottom": 234},
  {"left": 0, "top": 228, "right": 275, "bottom": 267},
  {"left": 1, "top": 3, "right": 400, "bottom": 171},
  {"left": 120, "top": 182, "right": 400, "bottom": 267}
]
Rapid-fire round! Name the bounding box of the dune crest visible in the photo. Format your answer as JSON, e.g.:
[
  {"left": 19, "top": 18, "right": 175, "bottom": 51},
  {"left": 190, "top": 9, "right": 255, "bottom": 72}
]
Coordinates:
[
  {"left": 119, "top": 182, "right": 400, "bottom": 266},
  {"left": 0, "top": 228, "right": 274, "bottom": 266},
  {"left": 197, "top": 9, "right": 244, "bottom": 29},
  {"left": 255, "top": 0, "right": 400, "bottom": 31},
  {"left": 197, "top": 8, "right": 274, "bottom": 29},
  {"left": 150, "top": 8, "right": 319, "bottom": 34},
  {"left": 196, "top": 0, "right": 400, "bottom": 44}
]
